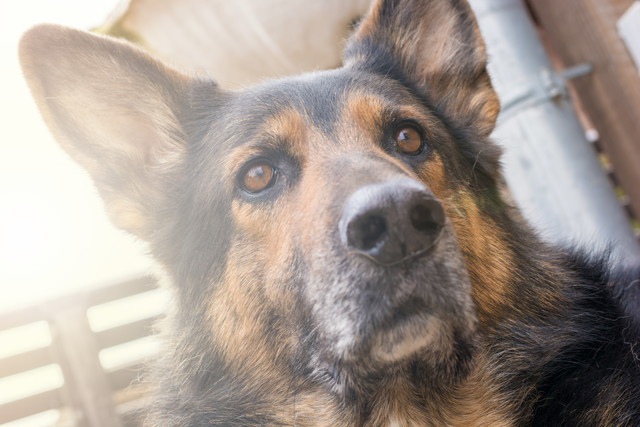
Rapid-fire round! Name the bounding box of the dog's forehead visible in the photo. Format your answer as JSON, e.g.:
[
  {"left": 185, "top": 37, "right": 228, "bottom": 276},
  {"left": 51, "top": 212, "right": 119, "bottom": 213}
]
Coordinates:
[{"left": 226, "top": 68, "right": 416, "bottom": 137}]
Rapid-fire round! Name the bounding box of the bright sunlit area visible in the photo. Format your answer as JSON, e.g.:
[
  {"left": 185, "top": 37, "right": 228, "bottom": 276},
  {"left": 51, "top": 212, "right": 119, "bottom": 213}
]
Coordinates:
[
  {"left": 0, "top": 1, "right": 154, "bottom": 313},
  {"left": 1, "top": 3, "right": 163, "bottom": 426}
]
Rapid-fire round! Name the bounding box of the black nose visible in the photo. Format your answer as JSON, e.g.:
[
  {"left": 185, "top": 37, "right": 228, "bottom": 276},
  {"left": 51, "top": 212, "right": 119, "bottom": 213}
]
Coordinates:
[{"left": 339, "top": 179, "right": 445, "bottom": 266}]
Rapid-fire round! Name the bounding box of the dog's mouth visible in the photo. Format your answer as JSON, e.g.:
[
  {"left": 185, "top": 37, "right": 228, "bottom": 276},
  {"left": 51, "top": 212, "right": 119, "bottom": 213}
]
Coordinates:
[
  {"left": 364, "top": 298, "right": 440, "bottom": 363},
  {"left": 322, "top": 282, "right": 461, "bottom": 365},
  {"left": 308, "top": 224, "right": 476, "bottom": 371},
  {"left": 371, "top": 312, "right": 444, "bottom": 364},
  {"left": 379, "top": 298, "right": 430, "bottom": 329},
  {"left": 348, "top": 236, "right": 443, "bottom": 267},
  {"left": 312, "top": 290, "right": 471, "bottom": 392}
]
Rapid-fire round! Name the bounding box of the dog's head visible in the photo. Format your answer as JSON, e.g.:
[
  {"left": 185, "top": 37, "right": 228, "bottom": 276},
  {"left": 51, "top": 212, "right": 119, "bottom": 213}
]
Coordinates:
[{"left": 21, "top": 0, "right": 506, "bottom": 395}]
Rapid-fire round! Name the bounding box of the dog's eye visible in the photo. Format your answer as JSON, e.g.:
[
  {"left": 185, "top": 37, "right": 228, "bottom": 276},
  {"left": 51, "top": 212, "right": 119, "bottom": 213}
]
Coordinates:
[
  {"left": 394, "top": 125, "right": 423, "bottom": 155},
  {"left": 241, "top": 161, "right": 277, "bottom": 194}
]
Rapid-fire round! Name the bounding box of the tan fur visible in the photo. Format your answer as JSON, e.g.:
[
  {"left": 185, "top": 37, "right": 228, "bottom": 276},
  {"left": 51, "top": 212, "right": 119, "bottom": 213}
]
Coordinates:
[
  {"left": 444, "top": 355, "right": 518, "bottom": 426},
  {"left": 447, "top": 191, "right": 514, "bottom": 324},
  {"left": 343, "top": 93, "right": 385, "bottom": 137},
  {"left": 419, "top": 155, "right": 515, "bottom": 324}
]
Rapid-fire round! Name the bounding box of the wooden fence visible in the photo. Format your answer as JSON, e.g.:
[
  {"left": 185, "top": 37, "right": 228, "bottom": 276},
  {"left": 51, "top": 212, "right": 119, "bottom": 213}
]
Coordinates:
[
  {"left": 0, "top": 276, "right": 163, "bottom": 427},
  {"left": 527, "top": 0, "right": 640, "bottom": 238}
]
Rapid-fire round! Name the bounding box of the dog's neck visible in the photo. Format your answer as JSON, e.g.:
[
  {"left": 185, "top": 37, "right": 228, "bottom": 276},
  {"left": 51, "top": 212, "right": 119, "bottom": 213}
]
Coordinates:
[
  {"left": 148, "top": 323, "right": 518, "bottom": 426},
  {"left": 269, "top": 353, "right": 517, "bottom": 426}
]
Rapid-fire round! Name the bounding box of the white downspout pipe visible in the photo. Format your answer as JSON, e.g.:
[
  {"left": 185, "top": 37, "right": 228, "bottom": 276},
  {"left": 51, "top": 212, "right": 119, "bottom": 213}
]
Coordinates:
[{"left": 468, "top": 0, "right": 640, "bottom": 263}]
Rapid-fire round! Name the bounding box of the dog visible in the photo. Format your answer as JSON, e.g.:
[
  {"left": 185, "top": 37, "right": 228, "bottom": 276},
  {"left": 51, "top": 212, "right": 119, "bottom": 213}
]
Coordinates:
[{"left": 20, "top": 0, "right": 640, "bottom": 425}]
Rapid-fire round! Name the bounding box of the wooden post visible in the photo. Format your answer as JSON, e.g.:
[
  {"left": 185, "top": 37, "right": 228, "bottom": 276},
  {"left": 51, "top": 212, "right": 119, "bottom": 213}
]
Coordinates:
[
  {"left": 527, "top": 0, "right": 640, "bottom": 220},
  {"left": 49, "top": 302, "right": 123, "bottom": 427}
]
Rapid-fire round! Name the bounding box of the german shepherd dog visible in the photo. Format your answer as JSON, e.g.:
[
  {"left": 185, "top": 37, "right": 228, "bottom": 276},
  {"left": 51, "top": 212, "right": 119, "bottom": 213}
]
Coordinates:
[{"left": 20, "top": 0, "right": 640, "bottom": 425}]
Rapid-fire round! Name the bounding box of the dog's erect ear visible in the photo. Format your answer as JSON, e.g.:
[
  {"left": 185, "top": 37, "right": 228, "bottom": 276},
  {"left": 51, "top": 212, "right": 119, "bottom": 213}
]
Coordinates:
[
  {"left": 20, "top": 25, "right": 208, "bottom": 240},
  {"left": 345, "top": 0, "right": 499, "bottom": 139}
]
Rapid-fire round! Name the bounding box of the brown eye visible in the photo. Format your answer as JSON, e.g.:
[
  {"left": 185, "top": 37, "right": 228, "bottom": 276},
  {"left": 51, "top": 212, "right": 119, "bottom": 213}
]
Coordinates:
[
  {"left": 242, "top": 161, "right": 276, "bottom": 193},
  {"left": 394, "top": 126, "right": 423, "bottom": 155}
]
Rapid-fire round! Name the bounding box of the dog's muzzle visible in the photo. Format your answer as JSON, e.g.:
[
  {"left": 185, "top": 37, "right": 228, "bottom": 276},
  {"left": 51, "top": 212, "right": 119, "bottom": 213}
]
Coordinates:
[{"left": 339, "top": 178, "right": 445, "bottom": 266}]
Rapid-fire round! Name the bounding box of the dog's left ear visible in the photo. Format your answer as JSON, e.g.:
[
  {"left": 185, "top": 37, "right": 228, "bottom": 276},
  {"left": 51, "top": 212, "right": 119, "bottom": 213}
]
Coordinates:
[{"left": 345, "top": 0, "right": 499, "bottom": 139}]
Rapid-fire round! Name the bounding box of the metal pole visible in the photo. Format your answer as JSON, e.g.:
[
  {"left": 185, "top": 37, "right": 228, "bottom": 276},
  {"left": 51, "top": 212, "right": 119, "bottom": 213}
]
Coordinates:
[{"left": 468, "top": 0, "right": 640, "bottom": 263}]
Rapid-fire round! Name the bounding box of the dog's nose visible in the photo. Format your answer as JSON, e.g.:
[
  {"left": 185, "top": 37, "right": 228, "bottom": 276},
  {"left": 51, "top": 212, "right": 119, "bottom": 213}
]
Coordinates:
[{"left": 339, "top": 178, "right": 445, "bottom": 265}]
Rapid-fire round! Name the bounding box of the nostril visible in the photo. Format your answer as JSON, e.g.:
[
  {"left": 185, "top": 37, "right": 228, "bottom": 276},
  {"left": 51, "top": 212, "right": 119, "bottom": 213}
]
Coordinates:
[
  {"left": 348, "top": 214, "right": 387, "bottom": 251},
  {"left": 409, "top": 200, "right": 445, "bottom": 234}
]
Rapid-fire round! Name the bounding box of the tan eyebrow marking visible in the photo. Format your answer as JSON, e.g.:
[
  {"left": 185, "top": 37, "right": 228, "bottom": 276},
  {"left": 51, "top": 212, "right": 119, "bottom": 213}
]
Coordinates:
[{"left": 223, "top": 108, "right": 308, "bottom": 192}]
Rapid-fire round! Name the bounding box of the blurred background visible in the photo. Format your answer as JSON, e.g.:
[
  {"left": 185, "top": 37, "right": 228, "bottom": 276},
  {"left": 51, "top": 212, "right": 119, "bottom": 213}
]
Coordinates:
[
  {"left": 1, "top": 3, "right": 157, "bottom": 426},
  {"left": 1, "top": 0, "right": 153, "bottom": 314}
]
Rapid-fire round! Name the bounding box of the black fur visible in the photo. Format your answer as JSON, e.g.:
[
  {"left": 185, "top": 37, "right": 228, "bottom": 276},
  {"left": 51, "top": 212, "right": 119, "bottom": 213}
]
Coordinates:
[{"left": 531, "top": 253, "right": 640, "bottom": 426}]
